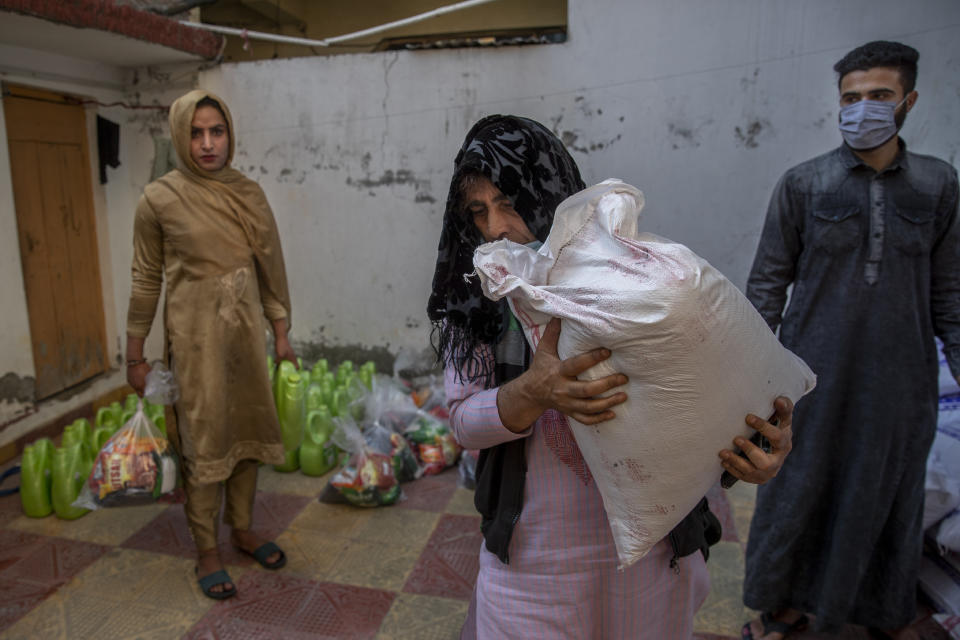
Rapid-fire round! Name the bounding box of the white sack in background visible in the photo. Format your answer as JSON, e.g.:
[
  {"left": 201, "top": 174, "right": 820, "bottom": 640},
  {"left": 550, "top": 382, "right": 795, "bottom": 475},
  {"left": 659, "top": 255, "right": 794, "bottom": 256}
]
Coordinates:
[
  {"left": 474, "top": 179, "right": 817, "bottom": 568},
  {"left": 927, "top": 395, "right": 960, "bottom": 552},
  {"left": 940, "top": 338, "right": 960, "bottom": 397}
]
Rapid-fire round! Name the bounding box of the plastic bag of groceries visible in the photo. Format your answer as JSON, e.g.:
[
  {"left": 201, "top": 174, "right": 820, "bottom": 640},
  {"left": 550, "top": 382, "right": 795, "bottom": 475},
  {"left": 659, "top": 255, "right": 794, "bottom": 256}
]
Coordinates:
[
  {"left": 74, "top": 398, "right": 179, "bottom": 509},
  {"left": 363, "top": 374, "right": 421, "bottom": 434},
  {"left": 404, "top": 411, "right": 462, "bottom": 475},
  {"left": 327, "top": 417, "right": 404, "bottom": 507},
  {"left": 473, "top": 179, "right": 817, "bottom": 568}
]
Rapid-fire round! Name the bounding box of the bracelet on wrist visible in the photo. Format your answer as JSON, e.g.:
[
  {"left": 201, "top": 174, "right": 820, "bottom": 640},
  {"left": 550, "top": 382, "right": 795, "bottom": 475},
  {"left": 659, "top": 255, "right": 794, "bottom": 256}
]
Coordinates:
[{"left": 126, "top": 358, "right": 147, "bottom": 367}]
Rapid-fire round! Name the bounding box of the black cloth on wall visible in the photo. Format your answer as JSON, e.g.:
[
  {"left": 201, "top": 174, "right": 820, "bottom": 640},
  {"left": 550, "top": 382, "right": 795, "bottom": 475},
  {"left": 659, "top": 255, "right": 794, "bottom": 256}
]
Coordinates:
[{"left": 97, "top": 115, "right": 120, "bottom": 184}]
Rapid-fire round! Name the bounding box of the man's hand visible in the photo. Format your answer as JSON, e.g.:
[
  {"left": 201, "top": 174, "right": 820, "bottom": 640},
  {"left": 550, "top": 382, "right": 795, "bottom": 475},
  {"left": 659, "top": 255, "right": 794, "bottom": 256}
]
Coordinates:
[
  {"left": 127, "top": 362, "right": 150, "bottom": 397},
  {"left": 718, "top": 396, "right": 794, "bottom": 484},
  {"left": 497, "top": 317, "right": 628, "bottom": 432}
]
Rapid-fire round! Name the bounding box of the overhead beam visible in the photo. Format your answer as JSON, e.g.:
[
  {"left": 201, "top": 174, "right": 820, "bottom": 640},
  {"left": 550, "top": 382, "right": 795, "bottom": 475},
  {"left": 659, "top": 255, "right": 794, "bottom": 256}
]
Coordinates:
[{"left": 237, "top": 0, "right": 305, "bottom": 28}]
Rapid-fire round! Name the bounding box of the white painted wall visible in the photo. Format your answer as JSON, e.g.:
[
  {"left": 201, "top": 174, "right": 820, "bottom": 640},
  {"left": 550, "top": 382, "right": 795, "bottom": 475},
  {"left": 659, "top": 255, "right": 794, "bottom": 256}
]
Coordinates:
[
  {"left": 198, "top": 0, "right": 960, "bottom": 359},
  {"left": 2, "top": 0, "right": 959, "bottom": 443},
  {"left": 0, "top": 44, "right": 178, "bottom": 434}
]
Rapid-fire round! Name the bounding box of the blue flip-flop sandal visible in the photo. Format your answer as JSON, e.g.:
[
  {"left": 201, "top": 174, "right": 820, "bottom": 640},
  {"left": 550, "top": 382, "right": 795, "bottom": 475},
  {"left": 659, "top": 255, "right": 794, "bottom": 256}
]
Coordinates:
[
  {"left": 0, "top": 465, "right": 20, "bottom": 497},
  {"left": 196, "top": 568, "right": 236, "bottom": 600},
  {"left": 248, "top": 541, "right": 287, "bottom": 570}
]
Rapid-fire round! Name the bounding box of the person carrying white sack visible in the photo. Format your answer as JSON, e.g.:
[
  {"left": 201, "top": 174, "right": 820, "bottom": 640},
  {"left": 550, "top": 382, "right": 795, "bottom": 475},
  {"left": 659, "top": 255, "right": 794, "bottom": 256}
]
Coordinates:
[{"left": 427, "top": 114, "right": 798, "bottom": 640}]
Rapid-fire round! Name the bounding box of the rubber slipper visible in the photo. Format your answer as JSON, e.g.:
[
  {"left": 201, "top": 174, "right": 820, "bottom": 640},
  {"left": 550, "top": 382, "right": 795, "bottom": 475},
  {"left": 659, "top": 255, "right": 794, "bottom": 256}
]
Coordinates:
[
  {"left": 0, "top": 466, "right": 20, "bottom": 497},
  {"left": 245, "top": 541, "right": 287, "bottom": 570},
  {"left": 741, "top": 612, "right": 810, "bottom": 639},
  {"left": 196, "top": 568, "right": 236, "bottom": 600}
]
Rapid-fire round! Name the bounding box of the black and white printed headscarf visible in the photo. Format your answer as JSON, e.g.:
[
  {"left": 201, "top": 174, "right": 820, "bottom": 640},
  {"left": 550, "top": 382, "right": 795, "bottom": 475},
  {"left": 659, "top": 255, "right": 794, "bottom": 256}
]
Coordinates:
[{"left": 427, "top": 115, "right": 585, "bottom": 384}]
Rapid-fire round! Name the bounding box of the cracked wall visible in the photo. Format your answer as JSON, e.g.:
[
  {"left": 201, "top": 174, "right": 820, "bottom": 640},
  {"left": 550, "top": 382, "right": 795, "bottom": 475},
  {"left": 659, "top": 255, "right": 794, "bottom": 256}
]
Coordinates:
[
  {"left": 2, "top": 0, "right": 959, "bottom": 439},
  {"left": 194, "top": 0, "right": 959, "bottom": 362}
]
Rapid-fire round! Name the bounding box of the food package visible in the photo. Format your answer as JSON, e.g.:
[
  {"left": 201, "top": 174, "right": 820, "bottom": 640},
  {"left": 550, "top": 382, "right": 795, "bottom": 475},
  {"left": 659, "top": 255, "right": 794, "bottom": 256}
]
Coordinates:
[
  {"left": 328, "top": 417, "right": 403, "bottom": 507},
  {"left": 474, "top": 179, "right": 817, "bottom": 568},
  {"left": 75, "top": 401, "right": 179, "bottom": 509},
  {"left": 404, "top": 413, "right": 462, "bottom": 475},
  {"left": 330, "top": 452, "right": 401, "bottom": 507}
]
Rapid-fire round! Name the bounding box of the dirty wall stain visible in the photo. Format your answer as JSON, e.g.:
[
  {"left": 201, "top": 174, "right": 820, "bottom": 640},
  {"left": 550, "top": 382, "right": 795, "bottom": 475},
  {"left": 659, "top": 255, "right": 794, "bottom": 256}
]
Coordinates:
[
  {"left": 0, "top": 372, "right": 35, "bottom": 404},
  {"left": 550, "top": 97, "right": 625, "bottom": 155},
  {"left": 734, "top": 118, "right": 772, "bottom": 149}
]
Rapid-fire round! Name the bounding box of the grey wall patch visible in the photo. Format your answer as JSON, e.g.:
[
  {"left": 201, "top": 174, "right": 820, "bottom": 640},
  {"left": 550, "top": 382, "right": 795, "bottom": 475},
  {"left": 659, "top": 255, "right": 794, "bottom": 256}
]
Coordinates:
[
  {"left": 294, "top": 341, "right": 398, "bottom": 377},
  {"left": 0, "top": 372, "right": 36, "bottom": 404},
  {"left": 734, "top": 119, "right": 772, "bottom": 149}
]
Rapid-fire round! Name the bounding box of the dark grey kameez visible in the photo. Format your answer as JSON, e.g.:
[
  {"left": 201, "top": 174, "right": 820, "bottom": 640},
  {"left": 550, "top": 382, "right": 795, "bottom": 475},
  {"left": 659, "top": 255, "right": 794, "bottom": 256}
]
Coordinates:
[{"left": 743, "top": 142, "right": 960, "bottom": 631}]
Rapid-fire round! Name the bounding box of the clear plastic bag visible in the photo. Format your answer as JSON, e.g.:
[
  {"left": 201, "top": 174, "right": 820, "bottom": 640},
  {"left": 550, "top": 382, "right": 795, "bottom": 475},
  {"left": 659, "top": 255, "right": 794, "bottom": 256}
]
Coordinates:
[
  {"left": 144, "top": 361, "right": 180, "bottom": 406},
  {"left": 404, "top": 411, "right": 461, "bottom": 476},
  {"left": 74, "top": 399, "right": 180, "bottom": 509},
  {"left": 362, "top": 374, "right": 420, "bottom": 434},
  {"left": 328, "top": 417, "right": 403, "bottom": 507}
]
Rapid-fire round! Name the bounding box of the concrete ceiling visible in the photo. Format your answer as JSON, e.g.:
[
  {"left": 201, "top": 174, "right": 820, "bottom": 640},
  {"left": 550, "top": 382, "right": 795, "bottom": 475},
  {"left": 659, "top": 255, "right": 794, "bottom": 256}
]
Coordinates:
[
  {"left": 0, "top": 10, "right": 212, "bottom": 69},
  {"left": 201, "top": 0, "right": 567, "bottom": 61}
]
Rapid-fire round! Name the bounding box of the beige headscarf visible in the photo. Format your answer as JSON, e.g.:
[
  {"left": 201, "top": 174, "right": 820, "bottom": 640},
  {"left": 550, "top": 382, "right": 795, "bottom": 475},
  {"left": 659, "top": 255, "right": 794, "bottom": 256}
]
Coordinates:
[
  {"left": 164, "top": 89, "right": 292, "bottom": 323},
  {"left": 168, "top": 88, "right": 240, "bottom": 181}
]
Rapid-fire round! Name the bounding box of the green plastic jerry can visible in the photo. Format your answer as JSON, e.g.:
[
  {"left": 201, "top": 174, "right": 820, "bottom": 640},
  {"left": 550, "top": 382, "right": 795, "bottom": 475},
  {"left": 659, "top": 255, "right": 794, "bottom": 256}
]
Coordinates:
[
  {"left": 51, "top": 443, "right": 91, "bottom": 520},
  {"left": 143, "top": 403, "right": 167, "bottom": 437},
  {"left": 335, "top": 360, "right": 354, "bottom": 386},
  {"left": 300, "top": 407, "right": 340, "bottom": 476},
  {"left": 95, "top": 402, "right": 122, "bottom": 432},
  {"left": 273, "top": 372, "right": 305, "bottom": 472},
  {"left": 20, "top": 438, "right": 54, "bottom": 517},
  {"left": 66, "top": 418, "right": 95, "bottom": 454},
  {"left": 306, "top": 382, "right": 325, "bottom": 412},
  {"left": 61, "top": 421, "right": 94, "bottom": 469},
  {"left": 359, "top": 361, "right": 376, "bottom": 390},
  {"left": 92, "top": 425, "right": 114, "bottom": 453},
  {"left": 273, "top": 360, "right": 298, "bottom": 409},
  {"left": 311, "top": 358, "right": 328, "bottom": 381}
]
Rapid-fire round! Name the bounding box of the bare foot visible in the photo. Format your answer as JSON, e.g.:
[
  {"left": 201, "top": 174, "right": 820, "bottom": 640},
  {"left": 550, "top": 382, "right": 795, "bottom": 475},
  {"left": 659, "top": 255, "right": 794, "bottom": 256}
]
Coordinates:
[
  {"left": 745, "top": 609, "right": 807, "bottom": 640},
  {"left": 231, "top": 528, "right": 282, "bottom": 566},
  {"left": 196, "top": 548, "right": 234, "bottom": 595}
]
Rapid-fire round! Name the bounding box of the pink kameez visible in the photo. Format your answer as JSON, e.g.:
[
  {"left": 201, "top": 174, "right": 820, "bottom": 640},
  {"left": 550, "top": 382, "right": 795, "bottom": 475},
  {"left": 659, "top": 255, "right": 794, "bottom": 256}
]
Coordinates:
[{"left": 447, "top": 357, "right": 710, "bottom": 640}]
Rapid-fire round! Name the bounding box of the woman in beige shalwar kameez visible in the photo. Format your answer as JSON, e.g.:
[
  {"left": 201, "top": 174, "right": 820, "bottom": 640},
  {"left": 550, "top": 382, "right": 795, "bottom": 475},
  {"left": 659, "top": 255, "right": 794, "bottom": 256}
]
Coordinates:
[{"left": 125, "top": 90, "right": 295, "bottom": 599}]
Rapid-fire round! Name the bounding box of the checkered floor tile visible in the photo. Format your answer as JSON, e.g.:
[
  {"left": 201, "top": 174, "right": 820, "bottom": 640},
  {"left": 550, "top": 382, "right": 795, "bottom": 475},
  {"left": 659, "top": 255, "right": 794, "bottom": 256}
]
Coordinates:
[{"left": 0, "top": 457, "right": 947, "bottom": 639}]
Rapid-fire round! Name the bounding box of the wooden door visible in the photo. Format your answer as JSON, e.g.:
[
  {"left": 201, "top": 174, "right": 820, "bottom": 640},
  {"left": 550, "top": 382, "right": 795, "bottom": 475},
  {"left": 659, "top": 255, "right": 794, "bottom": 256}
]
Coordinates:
[{"left": 3, "top": 84, "right": 108, "bottom": 399}]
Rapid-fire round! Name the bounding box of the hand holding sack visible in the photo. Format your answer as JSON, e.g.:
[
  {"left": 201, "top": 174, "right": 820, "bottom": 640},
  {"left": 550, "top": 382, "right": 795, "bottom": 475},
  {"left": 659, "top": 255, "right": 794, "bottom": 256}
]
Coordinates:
[{"left": 474, "top": 179, "right": 817, "bottom": 568}]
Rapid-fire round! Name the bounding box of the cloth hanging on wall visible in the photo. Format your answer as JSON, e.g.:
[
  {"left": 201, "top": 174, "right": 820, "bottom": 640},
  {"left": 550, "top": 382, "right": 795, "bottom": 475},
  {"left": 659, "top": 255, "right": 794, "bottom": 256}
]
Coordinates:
[{"left": 96, "top": 115, "right": 120, "bottom": 184}]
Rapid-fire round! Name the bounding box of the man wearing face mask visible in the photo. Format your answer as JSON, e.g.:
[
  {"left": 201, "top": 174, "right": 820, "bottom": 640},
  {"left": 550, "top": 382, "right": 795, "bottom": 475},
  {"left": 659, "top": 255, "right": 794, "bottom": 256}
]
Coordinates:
[{"left": 740, "top": 41, "right": 960, "bottom": 639}]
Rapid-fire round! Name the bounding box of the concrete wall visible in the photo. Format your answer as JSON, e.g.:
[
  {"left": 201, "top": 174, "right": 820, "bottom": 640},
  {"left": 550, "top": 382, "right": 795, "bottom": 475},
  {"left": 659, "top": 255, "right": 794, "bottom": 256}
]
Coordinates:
[
  {"left": 0, "top": 43, "right": 183, "bottom": 438},
  {"left": 198, "top": 0, "right": 960, "bottom": 363},
  {"left": 2, "top": 0, "right": 959, "bottom": 444}
]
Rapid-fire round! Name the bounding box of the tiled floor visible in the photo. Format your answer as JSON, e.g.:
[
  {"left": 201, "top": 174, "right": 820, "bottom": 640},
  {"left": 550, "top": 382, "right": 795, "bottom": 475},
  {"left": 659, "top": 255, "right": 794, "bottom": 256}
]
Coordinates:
[{"left": 0, "top": 454, "right": 950, "bottom": 639}]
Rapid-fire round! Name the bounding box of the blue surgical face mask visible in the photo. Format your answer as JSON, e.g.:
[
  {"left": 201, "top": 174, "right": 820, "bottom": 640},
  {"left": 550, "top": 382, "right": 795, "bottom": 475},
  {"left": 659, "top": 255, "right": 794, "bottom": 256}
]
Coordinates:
[{"left": 838, "top": 97, "right": 908, "bottom": 150}]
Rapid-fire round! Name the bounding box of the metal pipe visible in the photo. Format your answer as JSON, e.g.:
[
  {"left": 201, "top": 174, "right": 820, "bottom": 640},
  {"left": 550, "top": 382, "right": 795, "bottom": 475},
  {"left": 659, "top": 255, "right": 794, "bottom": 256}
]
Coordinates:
[
  {"left": 179, "top": 0, "right": 498, "bottom": 48},
  {"left": 147, "top": 0, "right": 218, "bottom": 17}
]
